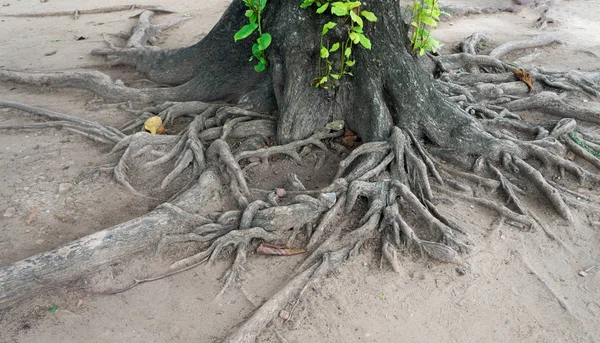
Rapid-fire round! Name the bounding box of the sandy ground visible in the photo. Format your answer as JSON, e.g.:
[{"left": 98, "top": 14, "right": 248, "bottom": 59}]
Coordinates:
[{"left": 1, "top": 0, "right": 599, "bottom": 342}]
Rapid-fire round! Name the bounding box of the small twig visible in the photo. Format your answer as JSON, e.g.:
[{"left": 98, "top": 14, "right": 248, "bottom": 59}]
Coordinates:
[{"left": 35, "top": 257, "right": 208, "bottom": 296}]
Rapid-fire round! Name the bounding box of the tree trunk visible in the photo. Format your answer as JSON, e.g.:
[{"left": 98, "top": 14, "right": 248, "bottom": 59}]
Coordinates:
[{"left": 169, "top": 0, "right": 507, "bottom": 158}]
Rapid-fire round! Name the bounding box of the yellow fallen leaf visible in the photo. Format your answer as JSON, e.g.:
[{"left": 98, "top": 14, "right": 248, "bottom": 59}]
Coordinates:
[{"left": 144, "top": 116, "right": 166, "bottom": 135}]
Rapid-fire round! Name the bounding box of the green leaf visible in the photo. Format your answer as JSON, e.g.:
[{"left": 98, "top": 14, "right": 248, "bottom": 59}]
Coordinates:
[
  {"left": 352, "top": 26, "right": 363, "bottom": 33},
  {"left": 344, "top": 47, "right": 352, "bottom": 58},
  {"left": 349, "top": 32, "right": 359, "bottom": 44},
  {"left": 331, "top": 3, "right": 348, "bottom": 16},
  {"left": 49, "top": 306, "right": 58, "bottom": 313},
  {"left": 259, "top": 0, "right": 267, "bottom": 11},
  {"left": 316, "top": 2, "right": 329, "bottom": 14},
  {"left": 234, "top": 23, "right": 258, "bottom": 42},
  {"left": 358, "top": 34, "right": 371, "bottom": 49},
  {"left": 419, "top": 48, "right": 425, "bottom": 56},
  {"left": 360, "top": 10, "right": 377, "bottom": 22},
  {"left": 245, "top": 9, "right": 254, "bottom": 17},
  {"left": 322, "top": 22, "right": 336, "bottom": 35},
  {"left": 330, "top": 73, "right": 340, "bottom": 80},
  {"left": 345, "top": 1, "right": 361, "bottom": 10},
  {"left": 329, "top": 42, "right": 340, "bottom": 52},
  {"left": 345, "top": 60, "right": 355, "bottom": 66},
  {"left": 252, "top": 43, "right": 262, "bottom": 57},
  {"left": 319, "top": 76, "right": 329, "bottom": 84},
  {"left": 254, "top": 61, "right": 266, "bottom": 72},
  {"left": 257, "top": 33, "right": 272, "bottom": 50},
  {"left": 300, "top": 0, "right": 314, "bottom": 8},
  {"left": 420, "top": 15, "right": 437, "bottom": 27},
  {"left": 349, "top": 10, "right": 363, "bottom": 28},
  {"left": 320, "top": 46, "right": 329, "bottom": 58}
]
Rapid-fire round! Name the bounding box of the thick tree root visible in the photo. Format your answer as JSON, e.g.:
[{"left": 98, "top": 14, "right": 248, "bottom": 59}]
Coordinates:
[{"left": 0, "top": 69, "right": 186, "bottom": 102}]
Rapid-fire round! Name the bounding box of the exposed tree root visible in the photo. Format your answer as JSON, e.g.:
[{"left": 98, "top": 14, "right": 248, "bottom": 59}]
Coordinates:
[
  {"left": 1, "top": 12, "right": 600, "bottom": 341},
  {"left": 91, "top": 10, "right": 189, "bottom": 63},
  {"left": 1, "top": 5, "right": 171, "bottom": 19}
]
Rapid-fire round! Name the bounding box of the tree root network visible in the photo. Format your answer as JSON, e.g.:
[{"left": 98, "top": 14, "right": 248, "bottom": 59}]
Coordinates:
[{"left": 1, "top": 9, "right": 600, "bottom": 343}]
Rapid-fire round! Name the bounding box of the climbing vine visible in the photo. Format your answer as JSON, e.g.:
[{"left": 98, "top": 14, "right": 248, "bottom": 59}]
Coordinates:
[
  {"left": 234, "top": 0, "right": 272, "bottom": 72},
  {"left": 233, "top": 0, "right": 378, "bottom": 85},
  {"left": 408, "top": 0, "right": 443, "bottom": 56},
  {"left": 301, "top": 0, "right": 377, "bottom": 88}
]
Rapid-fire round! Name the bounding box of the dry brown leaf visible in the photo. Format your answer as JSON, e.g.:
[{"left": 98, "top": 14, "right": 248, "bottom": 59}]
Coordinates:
[
  {"left": 256, "top": 242, "right": 305, "bottom": 256},
  {"left": 513, "top": 68, "right": 536, "bottom": 94},
  {"left": 343, "top": 128, "right": 358, "bottom": 147},
  {"left": 144, "top": 116, "right": 167, "bottom": 134}
]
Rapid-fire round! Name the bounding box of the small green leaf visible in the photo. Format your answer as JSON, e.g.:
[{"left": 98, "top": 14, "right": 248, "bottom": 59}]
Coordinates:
[
  {"left": 331, "top": 3, "right": 348, "bottom": 16},
  {"left": 349, "top": 10, "right": 363, "bottom": 28},
  {"left": 257, "top": 33, "right": 272, "bottom": 50},
  {"left": 300, "top": 0, "right": 314, "bottom": 8},
  {"left": 322, "top": 22, "right": 336, "bottom": 35},
  {"left": 234, "top": 23, "right": 258, "bottom": 42},
  {"left": 352, "top": 26, "right": 363, "bottom": 33},
  {"left": 419, "top": 48, "right": 425, "bottom": 56},
  {"left": 252, "top": 43, "right": 261, "bottom": 57},
  {"left": 320, "top": 46, "right": 329, "bottom": 58},
  {"left": 345, "top": 60, "right": 355, "bottom": 66},
  {"left": 49, "top": 306, "right": 58, "bottom": 313},
  {"left": 360, "top": 10, "right": 377, "bottom": 22},
  {"left": 254, "top": 61, "right": 266, "bottom": 72},
  {"left": 344, "top": 47, "right": 352, "bottom": 58},
  {"left": 316, "top": 2, "right": 329, "bottom": 14},
  {"left": 329, "top": 42, "right": 340, "bottom": 52},
  {"left": 345, "top": 1, "right": 361, "bottom": 10},
  {"left": 330, "top": 73, "right": 340, "bottom": 80},
  {"left": 245, "top": 9, "right": 254, "bottom": 17},
  {"left": 319, "top": 76, "right": 329, "bottom": 84},
  {"left": 349, "top": 32, "right": 359, "bottom": 44},
  {"left": 259, "top": 0, "right": 267, "bottom": 11},
  {"left": 358, "top": 34, "right": 371, "bottom": 49}
]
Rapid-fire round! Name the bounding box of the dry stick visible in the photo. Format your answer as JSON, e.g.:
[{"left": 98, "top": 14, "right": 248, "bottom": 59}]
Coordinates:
[
  {"left": 36, "top": 257, "right": 208, "bottom": 296},
  {"left": 511, "top": 157, "right": 574, "bottom": 224},
  {"left": 516, "top": 251, "right": 571, "bottom": 314},
  {"left": 1, "top": 5, "right": 172, "bottom": 18}
]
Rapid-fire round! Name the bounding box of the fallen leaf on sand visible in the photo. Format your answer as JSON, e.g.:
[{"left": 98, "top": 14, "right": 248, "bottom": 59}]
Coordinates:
[{"left": 256, "top": 242, "right": 305, "bottom": 256}]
